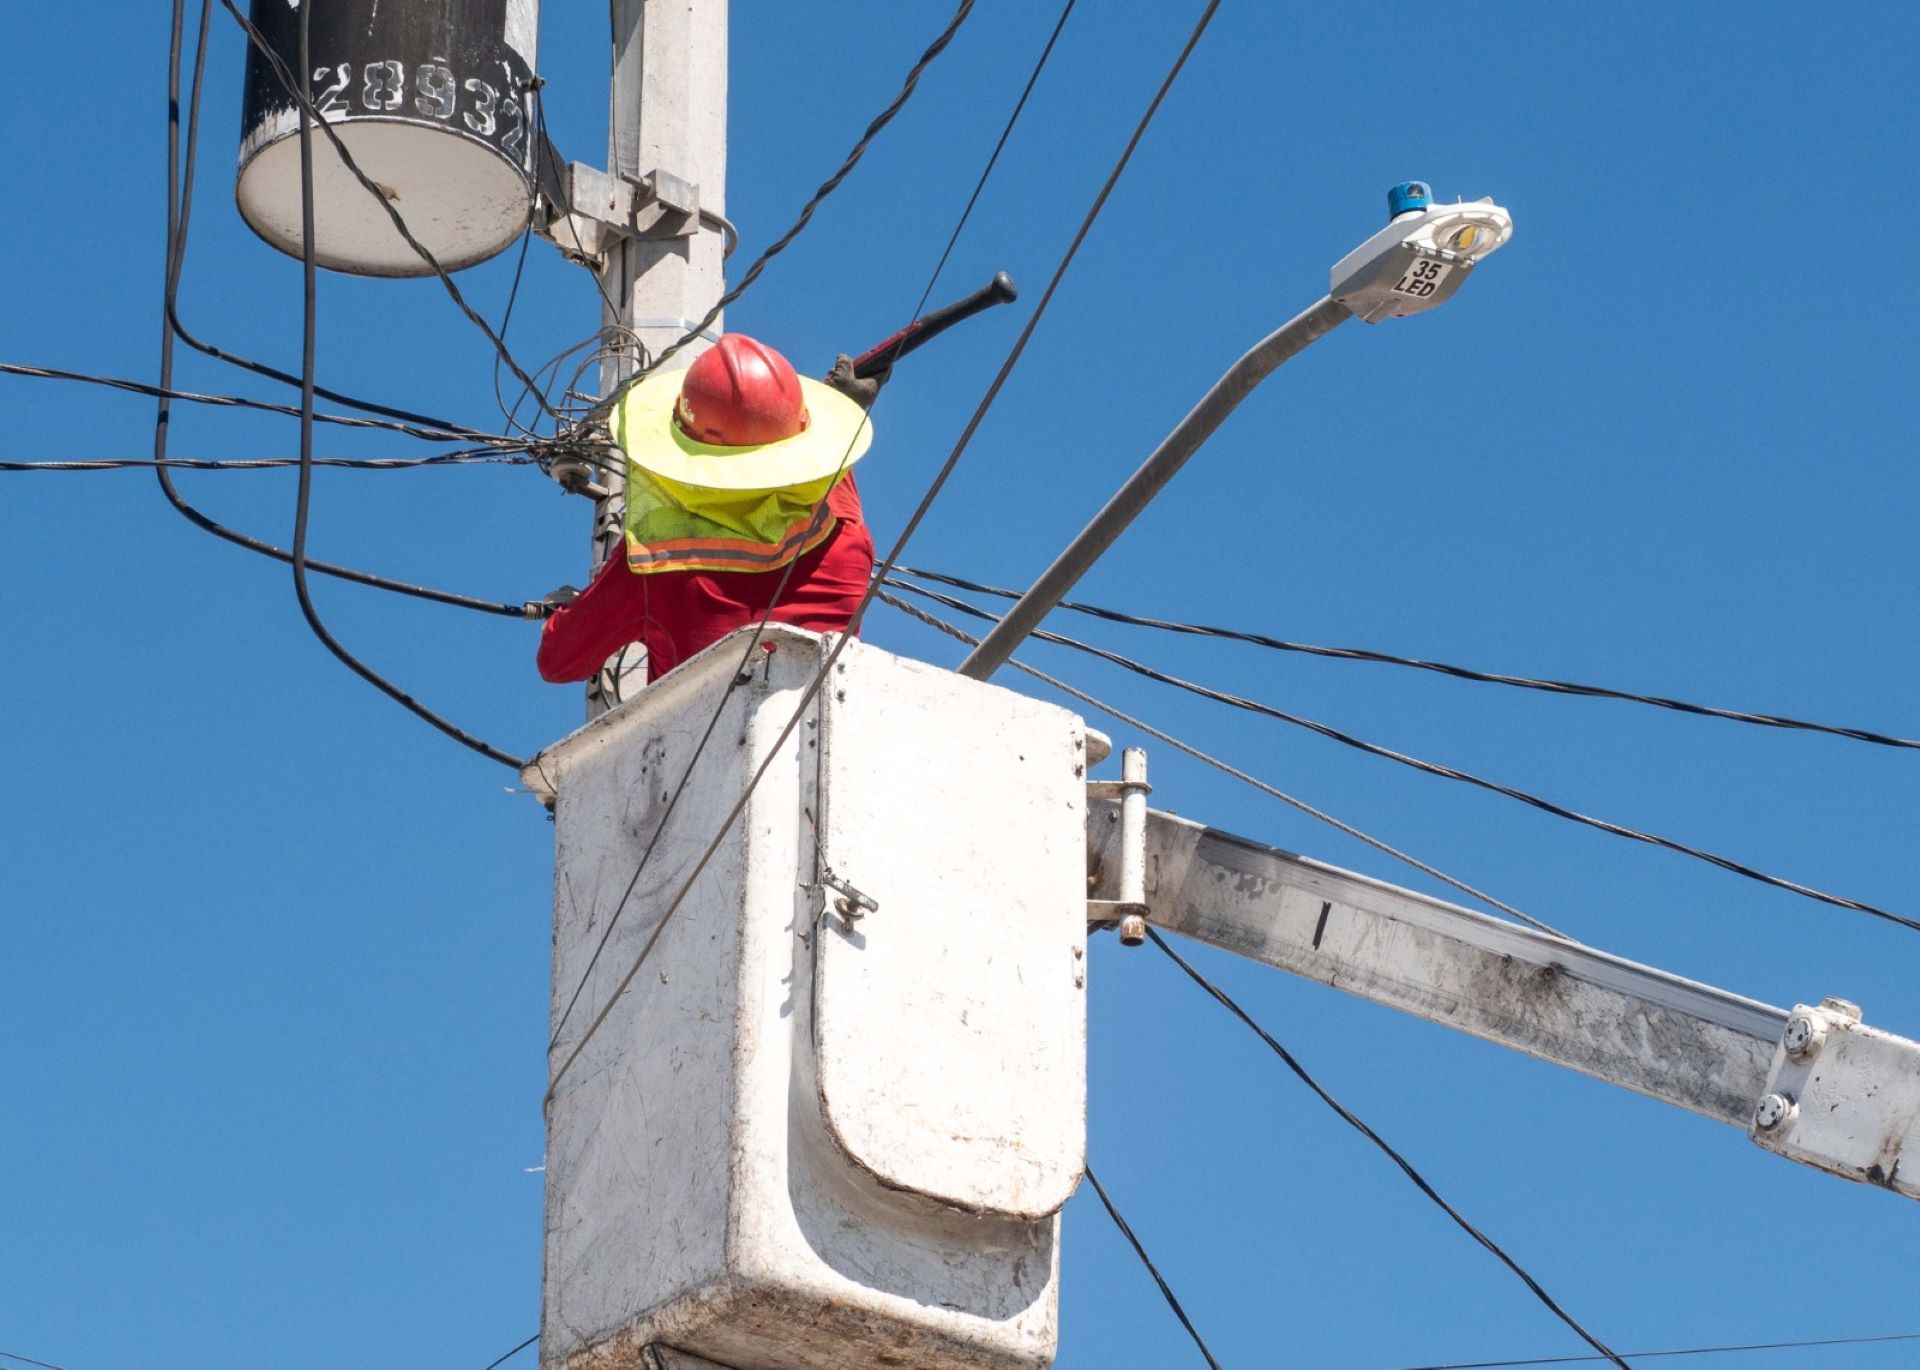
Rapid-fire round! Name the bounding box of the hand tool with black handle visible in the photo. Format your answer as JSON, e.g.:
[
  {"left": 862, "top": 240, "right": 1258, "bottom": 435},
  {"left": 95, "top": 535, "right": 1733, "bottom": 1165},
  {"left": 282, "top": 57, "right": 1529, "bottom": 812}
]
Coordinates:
[{"left": 850, "top": 272, "right": 1018, "bottom": 380}]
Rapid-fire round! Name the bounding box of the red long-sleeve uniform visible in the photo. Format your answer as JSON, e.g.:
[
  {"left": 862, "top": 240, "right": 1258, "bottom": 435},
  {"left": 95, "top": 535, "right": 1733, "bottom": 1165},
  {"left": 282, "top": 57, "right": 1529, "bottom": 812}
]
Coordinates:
[{"left": 537, "top": 476, "right": 873, "bottom": 684}]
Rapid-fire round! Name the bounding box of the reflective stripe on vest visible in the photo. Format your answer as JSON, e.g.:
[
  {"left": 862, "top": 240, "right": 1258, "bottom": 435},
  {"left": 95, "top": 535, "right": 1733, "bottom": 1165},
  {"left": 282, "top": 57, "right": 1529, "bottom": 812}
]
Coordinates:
[{"left": 623, "top": 463, "right": 838, "bottom": 576}]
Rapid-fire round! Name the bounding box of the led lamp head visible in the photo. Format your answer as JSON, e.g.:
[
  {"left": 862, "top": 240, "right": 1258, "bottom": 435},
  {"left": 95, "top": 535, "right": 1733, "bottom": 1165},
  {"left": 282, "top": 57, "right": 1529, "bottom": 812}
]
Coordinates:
[
  {"left": 1400, "top": 201, "right": 1513, "bottom": 265},
  {"left": 1329, "top": 188, "right": 1514, "bottom": 323}
]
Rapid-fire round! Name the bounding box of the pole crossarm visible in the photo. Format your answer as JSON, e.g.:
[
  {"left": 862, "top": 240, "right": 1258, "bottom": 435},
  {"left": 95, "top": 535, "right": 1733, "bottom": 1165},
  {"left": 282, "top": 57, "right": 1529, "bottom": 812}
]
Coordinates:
[{"left": 1092, "top": 803, "right": 1786, "bottom": 1126}]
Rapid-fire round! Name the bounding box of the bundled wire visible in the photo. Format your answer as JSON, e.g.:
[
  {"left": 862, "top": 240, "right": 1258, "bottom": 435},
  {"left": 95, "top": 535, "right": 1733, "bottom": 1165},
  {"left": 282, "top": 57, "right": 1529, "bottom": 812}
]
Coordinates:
[
  {"left": 1, "top": 361, "right": 497, "bottom": 444},
  {"left": 882, "top": 575, "right": 1920, "bottom": 938},
  {"left": 2, "top": 450, "right": 535, "bottom": 472},
  {"left": 895, "top": 565, "right": 1920, "bottom": 753},
  {"left": 1083, "top": 1165, "right": 1223, "bottom": 1369}
]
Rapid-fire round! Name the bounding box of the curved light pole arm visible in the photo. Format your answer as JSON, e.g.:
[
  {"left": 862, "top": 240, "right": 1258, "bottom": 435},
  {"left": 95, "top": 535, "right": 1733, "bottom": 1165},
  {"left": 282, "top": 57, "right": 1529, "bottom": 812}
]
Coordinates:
[{"left": 957, "top": 294, "right": 1352, "bottom": 681}]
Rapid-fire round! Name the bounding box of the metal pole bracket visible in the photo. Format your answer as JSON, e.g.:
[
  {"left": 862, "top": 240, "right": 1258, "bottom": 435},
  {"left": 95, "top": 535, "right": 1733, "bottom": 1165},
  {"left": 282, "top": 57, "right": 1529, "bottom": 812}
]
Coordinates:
[
  {"left": 537, "top": 160, "right": 733, "bottom": 271},
  {"left": 811, "top": 868, "right": 880, "bottom": 932},
  {"left": 1086, "top": 749, "right": 1151, "bottom": 945},
  {"left": 1749, "top": 997, "right": 1920, "bottom": 1200}
]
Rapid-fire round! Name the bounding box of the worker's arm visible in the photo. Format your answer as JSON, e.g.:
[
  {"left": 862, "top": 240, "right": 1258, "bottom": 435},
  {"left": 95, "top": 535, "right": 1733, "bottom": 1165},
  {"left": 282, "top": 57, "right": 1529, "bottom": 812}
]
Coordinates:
[{"left": 535, "top": 551, "right": 649, "bottom": 683}]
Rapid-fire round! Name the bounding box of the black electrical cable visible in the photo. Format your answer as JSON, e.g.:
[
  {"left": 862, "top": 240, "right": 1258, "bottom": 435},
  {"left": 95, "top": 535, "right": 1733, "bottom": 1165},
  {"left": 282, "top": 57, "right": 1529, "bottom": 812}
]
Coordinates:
[
  {"left": 2, "top": 361, "right": 489, "bottom": 443},
  {"left": 543, "top": 0, "right": 1085, "bottom": 1051},
  {"left": 1149, "top": 929, "right": 1629, "bottom": 1370},
  {"left": 895, "top": 565, "right": 1920, "bottom": 753},
  {"left": 287, "top": 3, "right": 527, "bottom": 770},
  {"left": 873, "top": 586, "right": 1567, "bottom": 938},
  {"left": 1083, "top": 1164, "right": 1223, "bottom": 1369},
  {"left": 219, "top": 0, "right": 562, "bottom": 420},
  {"left": 166, "top": 0, "right": 502, "bottom": 440},
  {"left": 902, "top": 0, "right": 1079, "bottom": 322},
  {"left": 479, "top": 1333, "right": 539, "bottom": 1370},
  {"left": 488, "top": 219, "right": 544, "bottom": 435},
  {"left": 546, "top": 0, "right": 1218, "bottom": 1086},
  {"left": 1401, "top": 1329, "right": 1920, "bottom": 1369},
  {"left": 886, "top": 576, "right": 1920, "bottom": 938},
  {"left": 3, "top": 450, "right": 534, "bottom": 472},
  {"left": 0, "top": 1351, "right": 68, "bottom": 1370},
  {"left": 600, "top": 0, "right": 981, "bottom": 409},
  {"left": 148, "top": 0, "right": 536, "bottom": 623}
]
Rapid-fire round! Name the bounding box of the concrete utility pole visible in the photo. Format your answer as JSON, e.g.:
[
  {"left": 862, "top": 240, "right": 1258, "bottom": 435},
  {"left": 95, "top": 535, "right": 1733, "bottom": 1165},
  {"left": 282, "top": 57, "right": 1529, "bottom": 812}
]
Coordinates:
[{"left": 589, "top": 0, "right": 729, "bottom": 710}]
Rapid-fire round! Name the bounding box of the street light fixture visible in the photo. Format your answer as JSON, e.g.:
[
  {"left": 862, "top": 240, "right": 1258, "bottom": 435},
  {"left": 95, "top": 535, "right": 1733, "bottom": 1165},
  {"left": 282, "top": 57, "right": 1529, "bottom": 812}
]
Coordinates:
[
  {"left": 1330, "top": 180, "right": 1514, "bottom": 323},
  {"left": 956, "top": 182, "right": 1514, "bottom": 683}
]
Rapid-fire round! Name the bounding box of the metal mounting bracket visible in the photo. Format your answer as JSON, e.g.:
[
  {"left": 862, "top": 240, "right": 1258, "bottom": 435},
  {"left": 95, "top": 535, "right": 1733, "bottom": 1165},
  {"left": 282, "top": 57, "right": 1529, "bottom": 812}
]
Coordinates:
[
  {"left": 1749, "top": 996, "right": 1920, "bottom": 1199},
  {"left": 537, "top": 157, "right": 734, "bottom": 272},
  {"left": 1086, "top": 748, "right": 1151, "bottom": 944},
  {"left": 812, "top": 868, "right": 879, "bottom": 931},
  {"left": 541, "top": 418, "right": 616, "bottom": 500}
]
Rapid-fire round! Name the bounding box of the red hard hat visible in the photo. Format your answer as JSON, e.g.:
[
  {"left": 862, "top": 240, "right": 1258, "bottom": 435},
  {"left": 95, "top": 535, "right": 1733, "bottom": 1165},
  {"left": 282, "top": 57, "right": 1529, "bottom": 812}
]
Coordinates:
[{"left": 673, "top": 334, "right": 812, "bottom": 447}]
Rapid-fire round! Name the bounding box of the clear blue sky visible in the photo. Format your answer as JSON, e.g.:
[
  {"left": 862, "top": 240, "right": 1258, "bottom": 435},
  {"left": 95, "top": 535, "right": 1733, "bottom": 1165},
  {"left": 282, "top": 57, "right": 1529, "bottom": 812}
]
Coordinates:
[{"left": 5, "top": 3, "right": 1919, "bottom": 1367}]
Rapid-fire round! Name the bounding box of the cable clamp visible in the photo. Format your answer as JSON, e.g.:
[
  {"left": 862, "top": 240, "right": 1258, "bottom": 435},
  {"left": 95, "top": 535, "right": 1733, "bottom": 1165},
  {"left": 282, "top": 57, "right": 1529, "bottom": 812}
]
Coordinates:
[{"left": 812, "top": 868, "right": 879, "bottom": 931}]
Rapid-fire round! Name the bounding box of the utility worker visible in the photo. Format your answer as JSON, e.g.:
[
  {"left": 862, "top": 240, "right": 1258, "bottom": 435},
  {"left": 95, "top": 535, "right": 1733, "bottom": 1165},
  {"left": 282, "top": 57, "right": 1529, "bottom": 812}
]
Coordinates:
[{"left": 536, "top": 333, "right": 882, "bottom": 685}]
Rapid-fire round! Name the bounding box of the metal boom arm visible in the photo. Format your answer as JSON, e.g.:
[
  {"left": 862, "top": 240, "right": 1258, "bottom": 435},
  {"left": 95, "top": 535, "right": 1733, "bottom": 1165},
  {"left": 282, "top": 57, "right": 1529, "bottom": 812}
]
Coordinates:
[{"left": 1090, "top": 802, "right": 1920, "bottom": 1200}]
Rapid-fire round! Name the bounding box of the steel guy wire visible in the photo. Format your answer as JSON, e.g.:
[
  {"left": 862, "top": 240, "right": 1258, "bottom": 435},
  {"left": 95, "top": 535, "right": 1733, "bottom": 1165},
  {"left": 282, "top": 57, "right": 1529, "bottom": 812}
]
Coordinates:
[
  {"left": 1, "top": 361, "right": 498, "bottom": 444},
  {"left": 283, "top": 2, "right": 528, "bottom": 771},
  {"left": 1400, "top": 1329, "right": 1920, "bottom": 1368},
  {"left": 547, "top": 0, "right": 1224, "bottom": 1089},
  {"left": 873, "top": 586, "right": 1568, "bottom": 938},
  {"left": 543, "top": 0, "right": 1087, "bottom": 1052},
  {"left": 884, "top": 576, "right": 1920, "bottom": 938},
  {"left": 896, "top": 564, "right": 1920, "bottom": 753},
  {"left": 596, "top": 0, "right": 981, "bottom": 411},
  {"left": 167, "top": 0, "right": 502, "bottom": 441},
  {"left": 219, "top": 0, "right": 563, "bottom": 421},
  {"left": 154, "top": 1, "right": 537, "bottom": 623},
  {"left": 1148, "top": 929, "right": 1629, "bottom": 1369},
  {"left": 1083, "top": 1164, "right": 1224, "bottom": 1369}
]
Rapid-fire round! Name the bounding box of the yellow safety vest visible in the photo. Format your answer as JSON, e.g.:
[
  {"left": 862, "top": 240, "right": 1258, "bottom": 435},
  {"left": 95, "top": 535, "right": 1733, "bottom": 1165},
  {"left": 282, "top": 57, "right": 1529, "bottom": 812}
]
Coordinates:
[{"left": 623, "top": 462, "right": 840, "bottom": 576}]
